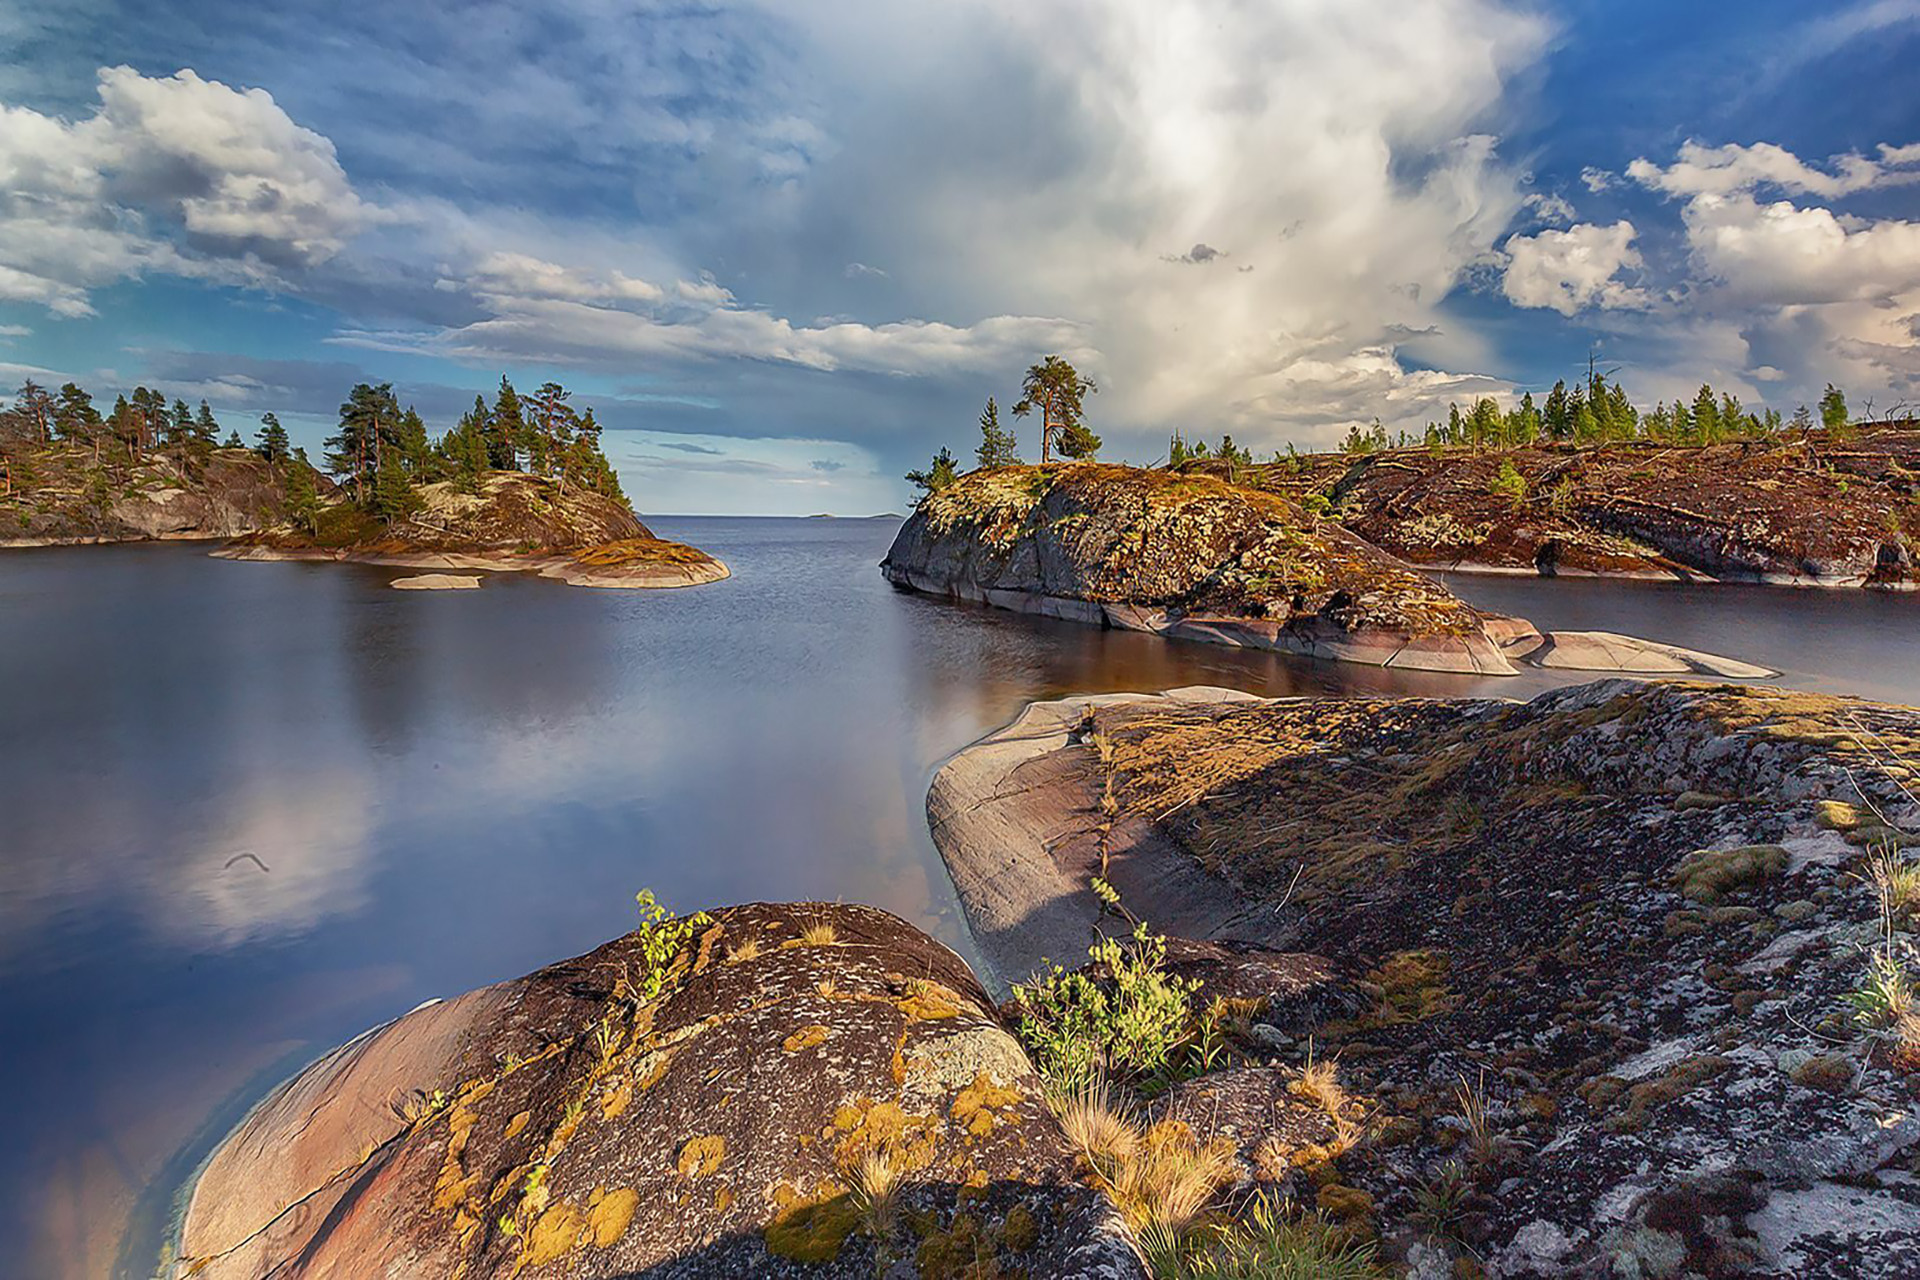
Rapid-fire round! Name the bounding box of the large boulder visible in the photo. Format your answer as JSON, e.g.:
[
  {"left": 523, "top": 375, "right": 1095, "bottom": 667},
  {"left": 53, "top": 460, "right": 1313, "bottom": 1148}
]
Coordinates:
[{"left": 175, "top": 901, "right": 1139, "bottom": 1279}]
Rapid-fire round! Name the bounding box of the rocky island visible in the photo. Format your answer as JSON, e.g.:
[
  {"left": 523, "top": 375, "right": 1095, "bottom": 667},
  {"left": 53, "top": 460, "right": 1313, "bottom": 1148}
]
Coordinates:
[
  {"left": 882, "top": 463, "right": 1765, "bottom": 677},
  {"left": 217, "top": 470, "right": 729, "bottom": 590},
  {"left": 1251, "top": 424, "right": 1919, "bottom": 588},
  {"left": 0, "top": 375, "right": 729, "bottom": 589},
  {"left": 172, "top": 677, "right": 1920, "bottom": 1278}
]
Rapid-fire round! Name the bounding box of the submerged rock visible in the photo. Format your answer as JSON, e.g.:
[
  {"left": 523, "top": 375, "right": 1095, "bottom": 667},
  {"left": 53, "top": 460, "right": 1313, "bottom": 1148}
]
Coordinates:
[
  {"left": 175, "top": 901, "right": 1138, "bottom": 1279},
  {"left": 930, "top": 679, "right": 1920, "bottom": 1277}
]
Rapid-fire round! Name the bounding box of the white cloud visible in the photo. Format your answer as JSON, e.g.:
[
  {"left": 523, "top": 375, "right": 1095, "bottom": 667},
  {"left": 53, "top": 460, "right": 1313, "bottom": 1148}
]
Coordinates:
[
  {"left": 1501, "top": 221, "right": 1649, "bottom": 316},
  {"left": 1681, "top": 193, "right": 1920, "bottom": 305},
  {"left": 1627, "top": 139, "right": 1920, "bottom": 200},
  {"left": 0, "top": 66, "right": 372, "bottom": 316}
]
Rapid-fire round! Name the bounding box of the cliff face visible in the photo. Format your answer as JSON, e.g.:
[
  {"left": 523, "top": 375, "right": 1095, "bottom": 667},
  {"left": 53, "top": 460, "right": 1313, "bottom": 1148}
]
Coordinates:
[
  {"left": 1254, "top": 426, "right": 1920, "bottom": 587},
  {"left": 930, "top": 680, "right": 1920, "bottom": 1279},
  {"left": 882, "top": 463, "right": 1516, "bottom": 674},
  {"left": 176, "top": 901, "right": 1138, "bottom": 1280},
  {"left": 0, "top": 443, "right": 312, "bottom": 544}
]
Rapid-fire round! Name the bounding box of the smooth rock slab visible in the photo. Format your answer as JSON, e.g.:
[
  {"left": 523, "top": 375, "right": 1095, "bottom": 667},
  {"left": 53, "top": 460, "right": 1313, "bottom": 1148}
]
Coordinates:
[{"left": 390, "top": 572, "right": 483, "bottom": 590}]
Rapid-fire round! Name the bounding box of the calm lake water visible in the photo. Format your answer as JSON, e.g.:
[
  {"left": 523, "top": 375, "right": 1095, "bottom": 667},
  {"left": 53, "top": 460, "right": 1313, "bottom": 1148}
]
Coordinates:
[{"left": 4, "top": 519, "right": 1919, "bottom": 1278}]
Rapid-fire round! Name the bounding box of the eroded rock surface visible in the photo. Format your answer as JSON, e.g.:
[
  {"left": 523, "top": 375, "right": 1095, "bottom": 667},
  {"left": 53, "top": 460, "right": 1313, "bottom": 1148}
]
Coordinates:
[
  {"left": 176, "top": 901, "right": 1138, "bottom": 1279},
  {"left": 1252, "top": 425, "right": 1920, "bottom": 588},
  {"left": 932, "top": 680, "right": 1920, "bottom": 1276},
  {"left": 882, "top": 463, "right": 1518, "bottom": 674}
]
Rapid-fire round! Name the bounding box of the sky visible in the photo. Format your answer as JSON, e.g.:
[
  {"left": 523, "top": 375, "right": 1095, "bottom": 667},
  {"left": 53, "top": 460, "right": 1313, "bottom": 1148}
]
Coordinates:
[{"left": 0, "top": 0, "right": 1917, "bottom": 515}]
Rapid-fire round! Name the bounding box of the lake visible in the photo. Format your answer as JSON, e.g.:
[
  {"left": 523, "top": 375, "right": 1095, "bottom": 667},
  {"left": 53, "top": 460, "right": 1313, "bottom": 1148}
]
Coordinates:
[{"left": 3, "top": 519, "right": 1919, "bottom": 1278}]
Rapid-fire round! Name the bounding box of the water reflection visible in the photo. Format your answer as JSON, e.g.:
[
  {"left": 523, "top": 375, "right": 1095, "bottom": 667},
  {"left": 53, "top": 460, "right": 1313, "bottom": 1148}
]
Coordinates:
[{"left": 2, "top": 525, "right": 1918, "bottom": 1278}]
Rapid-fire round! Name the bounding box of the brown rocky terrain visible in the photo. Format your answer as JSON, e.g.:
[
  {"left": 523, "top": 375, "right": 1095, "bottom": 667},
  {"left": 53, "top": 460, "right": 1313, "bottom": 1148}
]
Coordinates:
[
  {"left": 931, "top": 680, "right": 1920, "bottom": 1277},
  {"left": 1245, "top": 425, "right": 1920, "bottom": 587},
  {"left": 882, "top": 464, "right": 1766, "bottom": 677},
  {"left": 217, "top": 471, "right": 730, "bottom": 589},
  {"left": 0, "top": 441, "right": 318, "bottom": 545}
]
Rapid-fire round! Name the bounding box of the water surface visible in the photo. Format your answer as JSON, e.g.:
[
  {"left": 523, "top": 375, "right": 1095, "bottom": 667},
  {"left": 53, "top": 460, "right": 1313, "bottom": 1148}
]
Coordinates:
[{"left": 2, "top": 520, "right": 1917, "bottom": 1278}]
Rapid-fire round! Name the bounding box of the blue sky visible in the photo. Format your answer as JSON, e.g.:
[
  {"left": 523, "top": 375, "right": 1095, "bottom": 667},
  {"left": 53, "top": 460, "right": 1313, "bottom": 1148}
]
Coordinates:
[{"left": 1, "top": 1, "right": 1917, "bottom": 514}]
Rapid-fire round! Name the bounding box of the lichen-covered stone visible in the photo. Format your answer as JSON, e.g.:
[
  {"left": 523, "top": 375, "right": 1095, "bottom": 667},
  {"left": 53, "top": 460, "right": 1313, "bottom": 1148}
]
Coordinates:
[
  {"left": 881, "top": 463, "right": 1517, "bottom": 673},
  {"left": 175, "top": 902, "right": 1140, "bottom": 1279}
]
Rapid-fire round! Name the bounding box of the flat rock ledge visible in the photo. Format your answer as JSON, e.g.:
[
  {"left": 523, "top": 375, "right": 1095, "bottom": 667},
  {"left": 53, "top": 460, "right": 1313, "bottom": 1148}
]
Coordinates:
[
  {"left": 929, "top": 679, "right": 1920, "bottom": 1277},
  {"left": 214, "top": 543, "right": 731, "bottom": 590},
  {"left": 390, "top": 573, "right": 483, "bottom": 591},
  {"left": 173, "top": 901, "right": 1140, "bottom": 1280}
]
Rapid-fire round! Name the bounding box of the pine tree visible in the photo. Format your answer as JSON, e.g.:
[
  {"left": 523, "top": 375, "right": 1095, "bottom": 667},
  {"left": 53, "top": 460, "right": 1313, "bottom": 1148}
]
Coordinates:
[
  {"left": 905, "top": 447, "right": 959, "bottom": 500},
  {"left": 222, "top": 430, "right": 243, "bottom": 449},
  {"left": 255, "top": 412, "right": 291, "bottom": 467},
  {"left": 1012, "top": 356, "right": 1097, "bottom": 463},
  {"left": 1055, "top": 418, "right": 1102, "bottom": 459},
  {"left": 284, "top": 449, "right": 322, "bottom": 533},
  {"left": 526, "top": 382, "right": 577, "bottom": 483},
  {"left": 975, "top": 396, "right": 1020, "bottom": 468},
  {"left": 1542, "top": 381, "right": 1571, "bottom": 440},
  {"left": 325, "top": 382, "right": 402, "bottom": 506},
  {"left": 193, "top": 400, "right": 219, "bottom": 444},
  {"left": 491, "top": 376, "right": 524, "bottom": 470},
  {"left": 448, "top": 396, "right": 491, "bottom": 493},
  {"left": 1691, "top": 385, "right": 1720, "bottom": 444},
  {"left": 1820, "top": 384, "right": 1851, "bottom": 441}
]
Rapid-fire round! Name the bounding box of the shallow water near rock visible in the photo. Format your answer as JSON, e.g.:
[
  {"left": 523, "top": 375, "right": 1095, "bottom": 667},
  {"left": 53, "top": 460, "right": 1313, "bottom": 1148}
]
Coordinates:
[{"left": 2, "top": 517, "right": 1919, "bottom": 1278}]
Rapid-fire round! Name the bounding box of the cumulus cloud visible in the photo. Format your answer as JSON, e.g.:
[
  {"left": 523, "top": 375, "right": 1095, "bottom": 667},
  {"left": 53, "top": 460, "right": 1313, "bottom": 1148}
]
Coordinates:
[
  {"left": 1627, "top": 139, "right": 1920, "bottom": 200},
  {"left": 0, "top": 66, "right": 373, "bottom": 316},
  {"left": 1680, "top": 194, "right": 1920, "bottom": 305},
  {"left": 1501, "top": 220, "right": 1650, "bottom": 316}
]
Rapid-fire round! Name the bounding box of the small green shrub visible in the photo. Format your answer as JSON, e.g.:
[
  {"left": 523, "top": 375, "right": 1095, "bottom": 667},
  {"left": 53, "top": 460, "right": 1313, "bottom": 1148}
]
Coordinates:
[
  {"left": 1014, "top": 924, "right": 1198, "bottom": 1093},
  {"left": 629, "top": 889, "right": 713, "bottom": 1003},
  {"left": 1848, "top": 946, "right": 1915, "bottom": 1027},
  {"left": 1489, "top": 459, "right": 1528, "bottom": 509}
]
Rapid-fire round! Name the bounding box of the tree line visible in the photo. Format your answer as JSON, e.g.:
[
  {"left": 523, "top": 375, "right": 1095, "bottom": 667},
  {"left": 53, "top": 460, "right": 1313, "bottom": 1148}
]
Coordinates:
[
  {"left": 1341, "top": 370, "right": 1858, "bottom": 457},
  {"left": 1, "top": 374, "right": 627, "bottom": 522},
  {"left": 322, "top": 376, "right": 625, "bottom": 522}
]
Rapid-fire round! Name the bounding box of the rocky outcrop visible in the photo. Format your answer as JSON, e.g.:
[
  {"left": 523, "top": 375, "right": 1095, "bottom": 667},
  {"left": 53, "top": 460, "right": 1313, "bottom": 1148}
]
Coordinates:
[
  {"left": 931, "top": 680, "right": 1920, "bottom": 1277},
  {"left": 882, "top": 464, "right": 1768, "bottom": 678},
  {"left": 883, "top": 464, "right": 1522, "bottom": 674},
  {"left": 175, "top": 901, "right": 1138, "bottom": 1280},
  {"left": 216, "top": 472, "right": 730, "bottom": 589},
  {"left": 1253, "top": 425, "right": 1920, "bottom": 588},
  {"left": 0, "top": 444, "right": 316, "bottom": 545}
]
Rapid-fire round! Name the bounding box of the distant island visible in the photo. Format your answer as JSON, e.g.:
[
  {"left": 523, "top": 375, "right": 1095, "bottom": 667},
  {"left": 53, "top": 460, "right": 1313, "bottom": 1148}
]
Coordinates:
[{"left": 0, "top": 375, "right": 726, "bottom": 589}]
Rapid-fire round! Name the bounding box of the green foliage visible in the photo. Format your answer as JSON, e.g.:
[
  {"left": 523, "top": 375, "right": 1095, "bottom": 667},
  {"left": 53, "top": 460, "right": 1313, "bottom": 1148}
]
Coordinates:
[
  {"left": 255, "top": 412, "right": 291, "bottom": 466},
  {"left": 905, "top": 447, "right": 960, "bottom": 501},
  {"left": 630, "top": 889, "right": 714, "bottom": 1004},
  {"left": 1012, "top": 354, "right": 1098, "bottom": 462},
  {"left": 1822, "top": 383, "right": 1852, "bottom": 441},
  {"left": 283, "top": 451, "right": 322, "bottom": 534},
  {"left": 1147, "top": 1197, "right": 1384, "bottom": 1280},
  {"left": 1014, "top": 923, "right": 1198, "bottom": 1094},
  {"left": 1846, "top": 945, "right": 1914, "bottom": 1027},
  {"left": 975, "top": 396, "right": 1021, "bottom": 468},
  {"left": 1489, "top": 459, "right": 1527, "bottom": 509},
  {"left": 1055, "top": 418, "right": 1102, "bottom": 459}
]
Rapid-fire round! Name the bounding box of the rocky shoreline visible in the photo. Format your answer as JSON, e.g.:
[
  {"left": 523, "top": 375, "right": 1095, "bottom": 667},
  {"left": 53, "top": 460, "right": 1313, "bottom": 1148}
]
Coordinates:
[
  {"left": 1252, "top": 426, "right": 1920, "bottom": 590},
  {"left": 883, "top": 463, "right": 1769, "bottom": 679},
  {"left": 213, "top": 541, "right": 731, "bottom": 590},
  {"left": 927, "top": 679, "right": 1920, "bottom": 1277},
  {"left": 172, "top": 676, "right": 1920, "bottom": 1277}
]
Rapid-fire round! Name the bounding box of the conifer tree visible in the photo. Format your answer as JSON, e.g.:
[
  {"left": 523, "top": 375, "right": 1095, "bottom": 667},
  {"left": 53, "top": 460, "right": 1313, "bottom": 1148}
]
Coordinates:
[
  {"left": 1691, "top": 385, "right": 1720, "bottom": 444},
  {"left": 193, "top": 400, "right": 219, "bottom": 445},
  {"left": 905, "top": 447, "right": 959, "bottom": 500},
  {"left": 255, "top": 413, "right": 291, "bottom": 467},
  {"left": 1012, "top": 356, "right": 1097, "bottom": 463},
  {"left": 1820, "top": 384, "right": 1851, "bottom": 441},
  {"left": 491, "top": 376, "right": 525, "bottom": 470},
  {"left": 975, "top": 396, "right": 1020, "bottom": 468}
]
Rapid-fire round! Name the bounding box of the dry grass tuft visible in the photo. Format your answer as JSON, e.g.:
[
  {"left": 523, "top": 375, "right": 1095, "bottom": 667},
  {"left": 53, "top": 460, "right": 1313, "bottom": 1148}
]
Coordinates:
[
  {"left": 1109, "top": 1118, "right": 1238, "bottom": 1239},
  {"left": 848, "top": 1148, "right": 903, "bottom": 1244},
  {"left": 1454, "top": 1069, "right": 1494, "bottom": 1163},
  {"left": 1052, "top": 1075, "right": 1138, "bottom": 1182},
  {"left": 725, "top": 935, "right": 762, "bottom": 964},
  {"left": 1289, "top": 1054, "right": 1348, "bottom": 1118},
  {"left": 1867, "top": 846, "right": 1920, "bottom": 918},
  {"left": 800, "top": 920, "right": 839, "bottom": 947}
]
